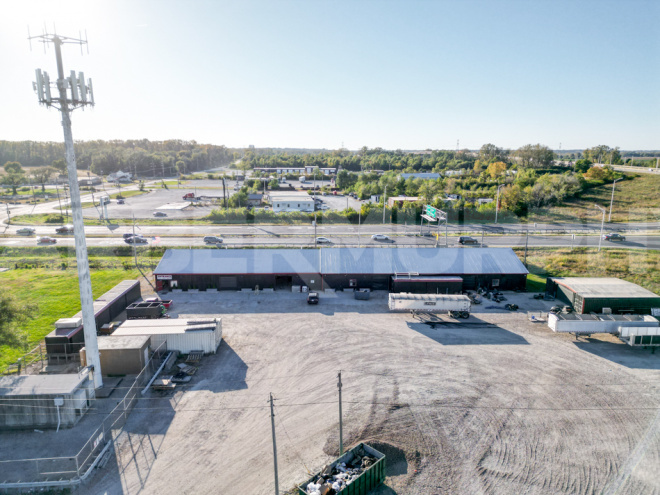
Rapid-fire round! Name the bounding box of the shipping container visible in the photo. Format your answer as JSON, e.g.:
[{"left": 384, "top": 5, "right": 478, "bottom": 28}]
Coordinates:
[
  {"left": 389, "top": 293, "right": 471, "bottom": 315},
  {"left": 110, "top": 318, "right": 222, "bottom": 355},
  {"left": 298, "top": 443, "right": 386, "bottom": 495}
]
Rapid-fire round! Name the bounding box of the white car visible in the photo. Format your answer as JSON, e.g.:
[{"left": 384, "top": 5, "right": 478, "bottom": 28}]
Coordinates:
[
  {"left": 17, "top": 227, "right": 36, "bottom": 235},
  {"left": 318, "top": 205, "right": 331, "bottom": 210},
  {"left": 371, "top": 234, "right": 392, "bottom": 242},
  {"left": 315, "top": 237, "right": 331, "bottom": 244}
]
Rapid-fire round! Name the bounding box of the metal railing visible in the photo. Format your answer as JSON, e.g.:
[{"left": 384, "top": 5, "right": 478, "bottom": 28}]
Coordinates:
[{"left": 0, "top": 341, "right": 168, "bottom": 488}]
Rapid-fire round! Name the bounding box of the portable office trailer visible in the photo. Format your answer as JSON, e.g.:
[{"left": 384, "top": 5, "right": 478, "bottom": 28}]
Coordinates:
[
  {"left": 110, "top": 318, "right": 222, "bottom": 355},
  {"left": 389, "top": 293, "right": 471, "bottom": 313},
  {"left": 298, "top": 443, "right": 386, "bottom": 495},
  {"left": 80, "top": 335, "right": 151, "bottom": 375},
  {"left": 619, "top": 327, "right": 660, "bottom": 346},
  {"left": 548, "top": 313, "right": 659, "bottom": 334},
  {"left": 0, "top": 371, "right": 94, "bottom": 430},
  {"left": 546, "top": 277, "right": 660, "bottom": 315}
]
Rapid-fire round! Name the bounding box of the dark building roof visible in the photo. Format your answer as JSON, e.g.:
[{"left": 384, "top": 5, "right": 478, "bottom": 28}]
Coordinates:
[{"left": 154, "top": 248, "right": 528, "bottom": 276}]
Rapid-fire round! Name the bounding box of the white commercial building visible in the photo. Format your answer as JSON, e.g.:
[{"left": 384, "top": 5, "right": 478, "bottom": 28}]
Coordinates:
[{"left": 268, "top": 192, "right": 315, "bottom": 213}]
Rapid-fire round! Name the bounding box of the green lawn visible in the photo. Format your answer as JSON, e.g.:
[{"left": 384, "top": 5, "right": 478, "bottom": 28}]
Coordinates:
[
  {"left": 527, "top": 174, "right": 660, "bottom": 224},
  {"left": 514, "top": 247, "right": 660, "bottom": 295},
  {"left": 0, "top": 268, "right": 142, "bottom": 371}
]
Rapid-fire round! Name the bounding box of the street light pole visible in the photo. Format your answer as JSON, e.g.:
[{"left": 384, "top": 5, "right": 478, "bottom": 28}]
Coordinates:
[
  {"left": 608, "top": 178, "right": 623, "bottom": 222},
  {"left": 595, "top": 204, "right": 606, "bottom": 252},
  {"left": 495, "top": 184, "right": 505, "bottom": 224}
]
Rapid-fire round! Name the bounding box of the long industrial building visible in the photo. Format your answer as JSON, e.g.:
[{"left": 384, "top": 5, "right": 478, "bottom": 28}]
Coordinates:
[
  {"left": 154, "top": 247, "right": 528, "bottom": 292},
  {"left": 546, "top": 277, "right": 660, "bottom": 315}
]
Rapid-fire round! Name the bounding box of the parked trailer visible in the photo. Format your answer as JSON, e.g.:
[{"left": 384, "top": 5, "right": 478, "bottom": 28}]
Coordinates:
[
  {"left": 126, "top": 302, "right": 166, "bottom": 319},
  {"left": 619, "top": 326, "right": 660, "bottom": 347},
  {"left": 389, "top": 293, "right": 471, "bottom": 318},
  {"left": 548, "top": 313, "right": 659, "bottom": 335},
  {"left": 298, "top": 443, "right": 386, "bottom": 495}
]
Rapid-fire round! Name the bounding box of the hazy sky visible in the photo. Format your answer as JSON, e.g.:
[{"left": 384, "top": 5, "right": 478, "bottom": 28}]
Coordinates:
[{"left": 1, "top": 0, "right": 658, "bottom": 150}]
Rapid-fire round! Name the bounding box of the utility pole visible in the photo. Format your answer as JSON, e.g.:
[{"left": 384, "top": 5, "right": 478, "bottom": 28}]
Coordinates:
[
  {"left": 338, "top": 371, "right": 344, "bottom": 456},
  {"left": 382, "top": 185, "right": 387, "bottom": 224},
  {"left": 269, "top": 393, "right": 279, "bottom": 495},
  {"left": 30, "top": 29, "right": 102, "bottom": 388},
  {"left": 608, "top": 177, "right": 622, "bottom": 222},
  {"left": 595, "top": 204, "right": 606, "bottom": 252},
  {"left": 524, "top": 230, "right": 529, "bottom": 267}
]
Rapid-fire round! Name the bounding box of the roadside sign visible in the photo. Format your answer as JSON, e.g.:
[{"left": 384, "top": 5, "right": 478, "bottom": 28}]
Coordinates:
[
  {"left": 425, "top": 205, "right": 437, "bottom": 219},
  {"left": 421, "top": 214, "right": 437, "bottom": 222}
]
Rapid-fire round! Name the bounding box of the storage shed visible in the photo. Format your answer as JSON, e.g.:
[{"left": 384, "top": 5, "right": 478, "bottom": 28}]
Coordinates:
[
  {"left": 80, "top": 335, "right": 151, "bottom": 375},
  {"left": 546, "top": 277, "right": 660, "bottom": 315},
  {"left": 0, "top": 371, "right": 94, "bottom": 430},
  {"left": 154, "top": 248, "right": 527, "bottom": 292},
  {"left": 110, "top": 318, "right": 222, "bottom": 355}
]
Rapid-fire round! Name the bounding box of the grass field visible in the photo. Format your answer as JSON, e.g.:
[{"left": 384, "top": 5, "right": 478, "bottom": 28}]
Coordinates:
[
  {"left": 515, "top": 246, "right": 660, "bottom": 294},
  {"left": 0, "top": 268, "right": 142, "bottom": 371},
  {"left": 527, "top": 173, "right": 660, "bottom": 223}
]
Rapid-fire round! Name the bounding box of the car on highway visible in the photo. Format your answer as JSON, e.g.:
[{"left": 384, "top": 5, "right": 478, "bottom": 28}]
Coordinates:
[
  {"left": 125, "top": 235, "right": 148, "bottom": 244},
  {"left": 16, "top": 227, "right": 36, "bottom": 235},
  {"left": 55, "top": 224, "right": 74, "bottom": 234},
  {"left": 603, "top": 233, "right": 626, "bottom": 242},
  {"left": 371, "top": 234, "right": 393, "bottom": 242},
  {"left": 123, "top": 233, "right": 136, "bottom": 240},
  {"left": 116, "top": 198, "right": 125, "bottom": 205},
  {"left": 315, "top": 237, "right": 331, "bottom": 244},
  {"left": 37, "top": 236, "right": 57, "bottom": 244},
  {"left": 153, "top": 211, "right": 168, "bottom": 217},
  {"left": 203, "top": 235, "right": 223, "bottom": 244},
  {"left": 458, "top": 236, "right": 479, "bottom": 245},
  {"left": 318, "top": 205, "right": 330, "bottom": 210}
]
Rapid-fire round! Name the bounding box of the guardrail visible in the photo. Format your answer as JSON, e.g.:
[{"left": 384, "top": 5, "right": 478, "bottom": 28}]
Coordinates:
[{"left": 0, "top": 341, "right": 168, "bottom": 489}]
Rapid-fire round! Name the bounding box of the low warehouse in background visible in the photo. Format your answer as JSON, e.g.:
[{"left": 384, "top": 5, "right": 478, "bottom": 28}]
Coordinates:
[
  {"left": 0, "top": 371, "right": 94, "bottom": 430},
  {"left": 546, "top": 277, "right": 660, "bottom": 314},
  {"left": 80, "top": 336, "right": 151, "bottom": 376},
  {"left": 110, "top": 318, "right": 222, "bottom": 355},
  {"left": 153, "top": 248, "right": 528, "bottom": 292}
]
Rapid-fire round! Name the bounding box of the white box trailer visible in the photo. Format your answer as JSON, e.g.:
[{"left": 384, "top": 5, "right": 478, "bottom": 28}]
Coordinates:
[
  {"left": 619, "top": 326, "right": 660, "bottom": 347},
  {"left": 389, "top": 293, "right": 471, "bottom": 317},
  {"left": 548, "top": 313, "right": 659, "bottom": 335},
  {"left": 111, "top": 318, "right": 223, "bottom": 355}
]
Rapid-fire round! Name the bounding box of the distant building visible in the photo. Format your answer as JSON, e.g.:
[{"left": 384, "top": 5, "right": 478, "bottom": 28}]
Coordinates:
[
  {"left": 444, "top": 170, "right": 465, "bottom": 177},
  {"left": 476, "top": 198, "right": 494, "bottom": 205},
  {"left": 78, "top": 176, "right": 102, "bottom": 187},
  {"left": 107, "top": 170, "right": 132, "bottom": 183},
  {"left": 253, "top": 167, "right": 336, "bottom": 176},
  {"left": 445, "top": 194, "right": 462, "bottom": 201},
  {"left": 268, "top": 191, "right": 315, "bottom": 213},
  {"left": 399, "top": 173, "right": 442, "bottom": 181},
  {"left": 247, "top": 193, "right": 263, "bottom": 207},
  {"left": 387, "top": 196, "right": 421, "bottom": 207}
]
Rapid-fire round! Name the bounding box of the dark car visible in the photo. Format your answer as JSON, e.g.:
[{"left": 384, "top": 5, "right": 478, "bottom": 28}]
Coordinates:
[
  {"left": 603, "top": 233, "right": 626, "bottom": 242},
  {"left": 125, "top": 235, "right": 148, "bottom": 244},
  {"left": 123, "top": 233, "right": 136, "bottom": 240},
  {"left": 55, "top": 224, "right": 74, "bottom": 234},
  {"left": 307, "top": 292, "right": 319, "bottom": 304},
  {"left": 116, "top": 198, "right": 125, "bottom": 205},
  {"left": 458, "top": 236, "right": 478, "bottom": 245}
]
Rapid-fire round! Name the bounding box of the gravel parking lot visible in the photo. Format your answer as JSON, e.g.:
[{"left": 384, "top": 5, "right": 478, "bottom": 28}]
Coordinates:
[{"left": 80, "top": 290, "right": 660, "bottom": 495}]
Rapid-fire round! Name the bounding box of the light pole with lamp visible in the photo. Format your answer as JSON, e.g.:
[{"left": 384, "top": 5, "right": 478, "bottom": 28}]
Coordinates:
[
  {"left": 495, "top": 184, "right": 505, "bottom": 224},
  {"left": 608, "top": 177, "right": 623, "bottom": 222},
  {"left": 595, "top": 204, "right": 606, "bottom": 252}
]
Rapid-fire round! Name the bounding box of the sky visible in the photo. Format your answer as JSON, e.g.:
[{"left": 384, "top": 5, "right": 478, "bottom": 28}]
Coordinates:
[{"left": 0, "top": 0, "right": 658, "bottom": 151}]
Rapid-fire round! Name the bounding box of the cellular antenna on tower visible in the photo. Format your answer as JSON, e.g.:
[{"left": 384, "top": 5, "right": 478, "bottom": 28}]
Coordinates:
[{"left": 29, "top": 28, "right": 102, "bottom": 389}]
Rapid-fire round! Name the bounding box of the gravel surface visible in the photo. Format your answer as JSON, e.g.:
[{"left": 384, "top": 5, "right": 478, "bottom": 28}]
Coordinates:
[{"left": 79, "top": 291, "right": 660, "bottom": 495}]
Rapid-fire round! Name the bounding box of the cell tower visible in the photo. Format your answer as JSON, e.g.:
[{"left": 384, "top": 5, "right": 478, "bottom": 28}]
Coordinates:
[{"left": 30, "top": 29, "right": 102, "bottom": 388}]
